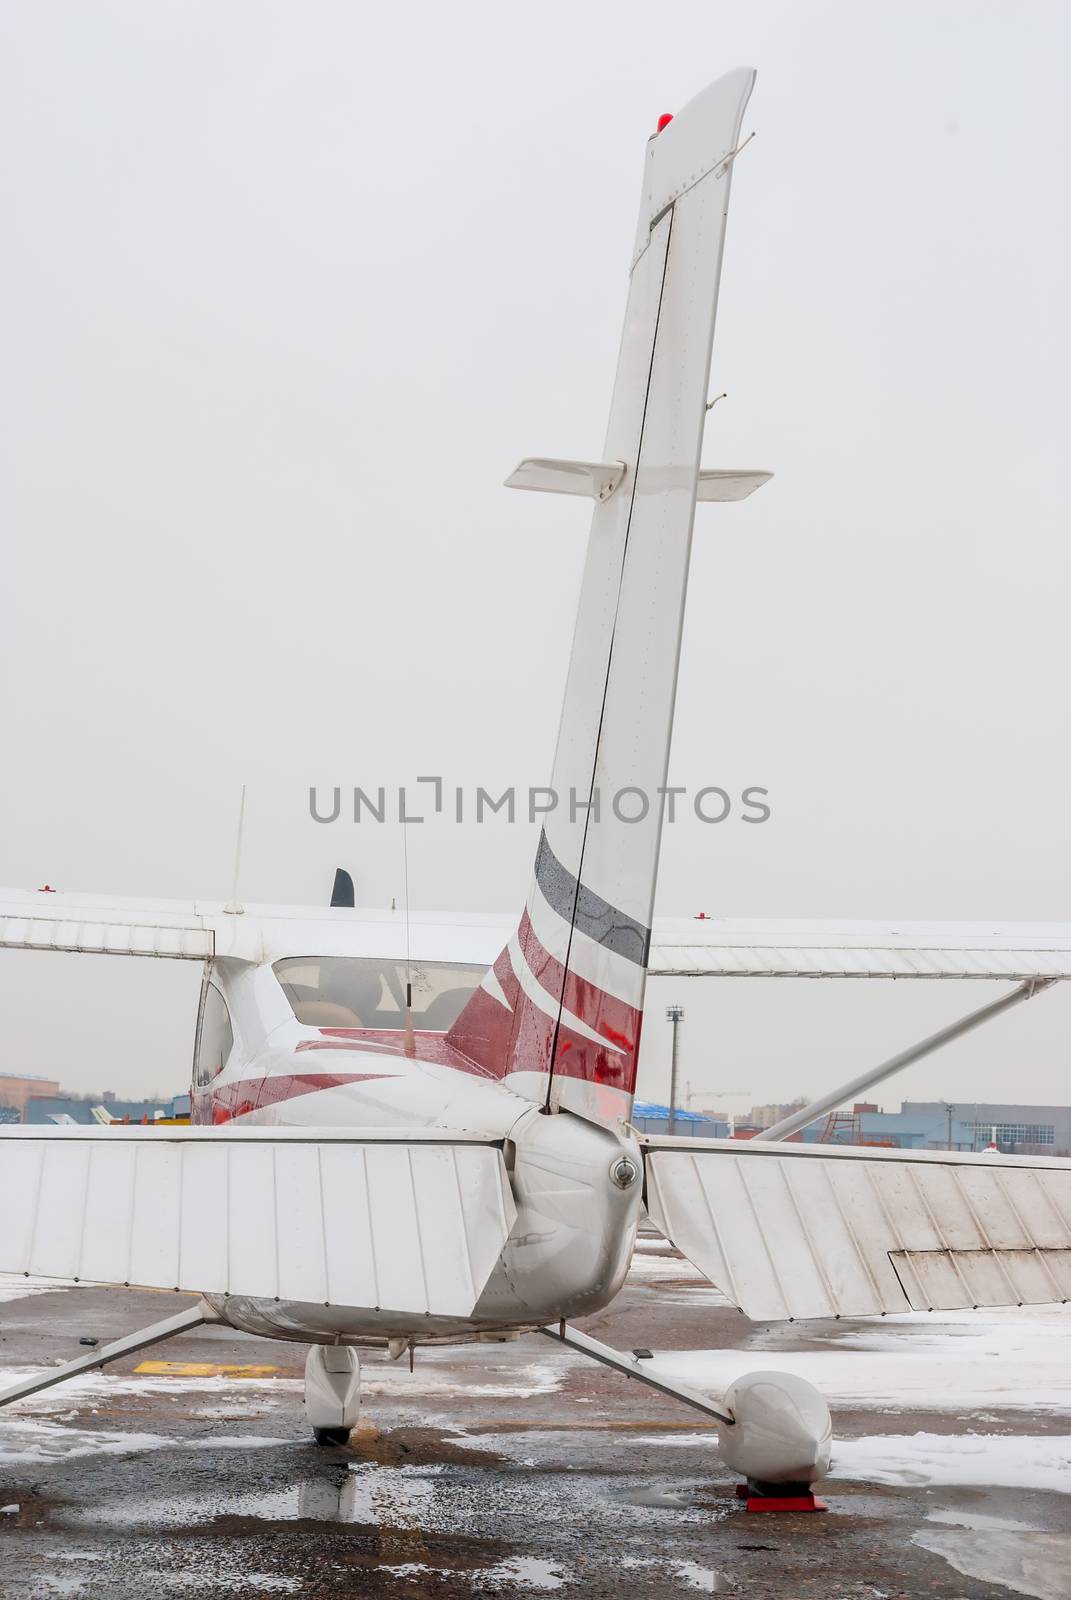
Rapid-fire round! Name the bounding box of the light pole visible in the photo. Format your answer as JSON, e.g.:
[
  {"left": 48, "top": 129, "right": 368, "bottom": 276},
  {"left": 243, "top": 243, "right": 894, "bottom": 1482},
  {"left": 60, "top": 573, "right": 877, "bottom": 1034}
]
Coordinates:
[
  {"left": 945, "top": 1102, "right": 955, "bottom": 1151},
  {"left": 666, "top": 1005, "right": 684, "bottom": 1135}
]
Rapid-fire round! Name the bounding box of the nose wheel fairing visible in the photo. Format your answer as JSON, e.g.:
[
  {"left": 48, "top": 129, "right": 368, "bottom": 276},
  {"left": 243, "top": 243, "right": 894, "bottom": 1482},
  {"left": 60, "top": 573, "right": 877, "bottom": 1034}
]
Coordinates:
[
  {"left": 537, "top": 1323, "right": 833, "bottom": 1508},
  {"left": 305, "top": 1343, "right": 361, "bottom": 1445}
]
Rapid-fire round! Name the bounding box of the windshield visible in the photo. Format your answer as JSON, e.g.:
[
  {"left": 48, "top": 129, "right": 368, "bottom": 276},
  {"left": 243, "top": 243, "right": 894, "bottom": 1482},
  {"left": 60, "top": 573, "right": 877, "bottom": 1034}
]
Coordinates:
[{"left": 273, "top": 956, "right": 486, "bottom": 1032}]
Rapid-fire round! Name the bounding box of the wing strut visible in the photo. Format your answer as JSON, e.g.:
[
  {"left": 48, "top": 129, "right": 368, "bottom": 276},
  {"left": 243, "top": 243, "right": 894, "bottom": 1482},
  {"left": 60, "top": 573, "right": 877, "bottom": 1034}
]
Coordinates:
[
  {"left": 0, "top": 1301, "right": 210, "bottom": 1410},
  {"left": 535, "top": 1323, "right": 832, "bottom": 1499},
  {"left": 758, "top": 977, "right": 1059, "bottom": 1143},
  {"left": 536, "top": 1321, "right": 732, "bottom": 1424}
]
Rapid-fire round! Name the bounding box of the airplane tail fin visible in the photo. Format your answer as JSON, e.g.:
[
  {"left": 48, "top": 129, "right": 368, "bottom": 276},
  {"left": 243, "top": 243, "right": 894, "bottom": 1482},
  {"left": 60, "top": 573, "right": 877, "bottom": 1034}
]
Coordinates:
[{"left": 448, "top": 71, "right": 757, "bottom": 1127}]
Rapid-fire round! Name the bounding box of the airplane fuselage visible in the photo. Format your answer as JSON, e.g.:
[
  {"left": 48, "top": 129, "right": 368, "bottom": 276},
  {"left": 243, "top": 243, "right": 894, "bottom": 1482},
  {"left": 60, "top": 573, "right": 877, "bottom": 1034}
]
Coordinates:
[{"left": 193, "top": 956, "right": 644, "bottom": 1346}]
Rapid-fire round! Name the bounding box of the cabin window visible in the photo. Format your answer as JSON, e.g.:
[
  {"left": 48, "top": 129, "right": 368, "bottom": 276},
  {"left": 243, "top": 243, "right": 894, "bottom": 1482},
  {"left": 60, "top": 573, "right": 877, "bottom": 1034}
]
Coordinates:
[
  {"left": 194, "top": 981, "right": 234, "bottom": 1087},
  {"left": 273, "top": 957, "right": 485, "bottom": 1032}
]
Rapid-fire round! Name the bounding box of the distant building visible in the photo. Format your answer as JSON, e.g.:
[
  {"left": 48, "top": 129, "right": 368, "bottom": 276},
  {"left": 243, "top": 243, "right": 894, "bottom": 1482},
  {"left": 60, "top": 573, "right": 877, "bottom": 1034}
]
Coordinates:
[
  {"left": 0, "top": 1072, "right": 60, "bottom": 1116},
  {"left": 631, "top": 1102, "right": 729, "bottom": 1139},
  {"left": 23, "top": 1095, "right": 173, "bottom": 1127},
  {"left": 798, "top": 1100, "right": 1071, "bottom": 1156},
  {"left": 728, "top": 1125, "right": 804, "bottom": 1141},
  {"left": 901, "top": 1101, "right": 1071, "bottom": 1156},
  {"left": 748, "top": 1100, "right": 811, "bottom": 1130}
]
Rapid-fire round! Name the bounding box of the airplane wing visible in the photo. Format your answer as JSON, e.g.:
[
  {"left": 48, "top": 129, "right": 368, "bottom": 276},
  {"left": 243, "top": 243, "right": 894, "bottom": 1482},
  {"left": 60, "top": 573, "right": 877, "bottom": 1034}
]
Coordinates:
[
  {"left": 643, "top": 1136, "right": 1071, "bottom": 1318},
  {"left": 0, "top": 1125, "right": 516, "bottom": 1318},
  {"left": 6, "top": 889, "right": 1071, "bottom": 979},
  {"left": 0, "top": 888, "right": 222, "bottom": 959},
  {"left": 0, "top": 888, "right": 511, "bottom": 964},
  {"left": 647, "top": 918, "right": 1071, "bottom": 979}
]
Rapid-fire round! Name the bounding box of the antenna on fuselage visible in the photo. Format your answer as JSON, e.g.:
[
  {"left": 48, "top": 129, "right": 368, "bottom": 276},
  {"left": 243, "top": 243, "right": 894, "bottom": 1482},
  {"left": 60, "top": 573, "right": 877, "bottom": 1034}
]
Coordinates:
[
  {"left": 223, "top": 784, "right": 246, "bottom": 916},
  {"left": 401, "top": 821, "right": 415, "bottom": 1058},
  {"left": 330, "top": 867, "right": 355, "bottom": 908}
]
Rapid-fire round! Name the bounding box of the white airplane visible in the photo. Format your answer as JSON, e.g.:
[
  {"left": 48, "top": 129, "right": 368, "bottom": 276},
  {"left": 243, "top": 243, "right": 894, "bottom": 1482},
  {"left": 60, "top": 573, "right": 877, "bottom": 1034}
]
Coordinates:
[{"left": 2, "top": 69, "right": 1070, "bottom": 1511}]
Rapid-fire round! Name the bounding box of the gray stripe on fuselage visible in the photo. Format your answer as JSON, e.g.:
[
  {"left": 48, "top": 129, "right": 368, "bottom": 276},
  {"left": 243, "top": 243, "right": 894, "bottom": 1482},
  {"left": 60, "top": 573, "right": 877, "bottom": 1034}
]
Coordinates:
[{"left": 534, "top": 830, "right": 651, "bottom": 968}]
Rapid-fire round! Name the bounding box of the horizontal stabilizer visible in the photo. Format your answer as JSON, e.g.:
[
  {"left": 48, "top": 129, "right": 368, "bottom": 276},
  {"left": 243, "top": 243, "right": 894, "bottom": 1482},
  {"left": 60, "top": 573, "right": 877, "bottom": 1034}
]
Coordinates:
[
  {"left": 645, "top": 1138, "right": 1071, "bottom": 1318},
  {"left": 697, "top": 469, "right": 772, "bottom": 501},
  {"left": 504, "top": 460, "right": 771, "bottom": 506},
  {"left": 0, "top": 1126, "right": 516, "bottom": 1318},
  {"left": 505, "top": 458, "right": 626, "bottom": 501}
]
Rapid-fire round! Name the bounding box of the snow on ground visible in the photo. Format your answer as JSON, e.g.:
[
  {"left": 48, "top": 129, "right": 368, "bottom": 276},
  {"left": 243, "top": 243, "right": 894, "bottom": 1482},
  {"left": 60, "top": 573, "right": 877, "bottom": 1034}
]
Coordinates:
[
  {"left": 830, "top": 1433, "right": 1071, "bottom": 1495},
  {"left": 0, "top": 1418, "right": 283, "bottom": 1465},
  {"left": 830, "top": 1303, "right": 1071, "bottom": 1354},
  {"left": 0, "top": 1419, "right": 171, "bottom": 1464},
  {"left": 625, "top": 1252, "right": 735, "bottom": 1306},
  {"left": 0, "top": 1356, "right": 565, "bottom": 1410},
  {"left": 626, "top": 1253, "right": 710, "bottom": 1279},
  {"left": 0, "top": 1367, "right": 302, "bottom": 1405},
  {"left": 363, "top": 1358, "right": 565, "bottom": 1401},
  {"left": 379, "top": 1558, "right": 567, "bottom": 1591},
  {"left": 0, "top": 1274, "right": 75, "bottom": 1304},
  {"left": 636, "top": 1428, "right": 1071, "bottom": 1497},
  {"left": 652, "top": 1306, "right": 1071, "bottom": 1412}
]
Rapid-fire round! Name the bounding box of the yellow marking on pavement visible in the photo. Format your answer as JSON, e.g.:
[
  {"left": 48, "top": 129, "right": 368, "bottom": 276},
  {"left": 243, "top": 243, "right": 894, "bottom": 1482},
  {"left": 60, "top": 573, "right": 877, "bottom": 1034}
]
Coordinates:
[{"left": 134, "top": 1360, "right": 281, "bottom": 1378}]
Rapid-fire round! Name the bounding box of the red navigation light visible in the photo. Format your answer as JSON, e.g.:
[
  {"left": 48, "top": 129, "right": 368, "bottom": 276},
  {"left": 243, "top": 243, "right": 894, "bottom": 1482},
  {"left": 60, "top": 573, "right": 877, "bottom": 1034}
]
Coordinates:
[{"left": 656, "top": 113, "right": 674, "bottom": 133}]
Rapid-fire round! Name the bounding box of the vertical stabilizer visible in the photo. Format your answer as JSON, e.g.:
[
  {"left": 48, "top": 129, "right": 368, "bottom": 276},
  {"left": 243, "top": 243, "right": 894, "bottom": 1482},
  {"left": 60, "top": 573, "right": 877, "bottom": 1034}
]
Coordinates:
[{"left": 449, "top": 71, "right": 756, "bottom": 1125}]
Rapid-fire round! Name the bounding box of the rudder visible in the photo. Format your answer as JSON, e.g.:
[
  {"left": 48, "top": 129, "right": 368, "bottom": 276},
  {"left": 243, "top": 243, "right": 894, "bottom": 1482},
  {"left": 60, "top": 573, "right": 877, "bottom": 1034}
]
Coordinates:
[{"left": 448, "top": 71, "right": 757, "bottom": 1128}]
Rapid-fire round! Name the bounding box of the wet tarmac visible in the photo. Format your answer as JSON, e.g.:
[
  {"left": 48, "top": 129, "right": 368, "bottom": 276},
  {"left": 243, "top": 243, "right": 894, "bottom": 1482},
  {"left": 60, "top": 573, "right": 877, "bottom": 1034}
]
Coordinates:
[{"left": 0, "top": 1239, "right": 1068, "bottom": 1598}]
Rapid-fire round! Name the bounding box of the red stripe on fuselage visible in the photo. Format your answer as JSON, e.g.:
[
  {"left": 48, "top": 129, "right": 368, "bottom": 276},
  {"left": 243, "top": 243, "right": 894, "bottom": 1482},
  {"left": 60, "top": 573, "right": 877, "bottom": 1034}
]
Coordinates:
[
  {"left": 194, "top": 1071, "right": 394, "bottom": 1125},
  {"left": 308, "top": 1029, "right": 499, "bottom": 1076},
  {"left": 198, "top": 922, "right": 642, "bottom": 1126}
]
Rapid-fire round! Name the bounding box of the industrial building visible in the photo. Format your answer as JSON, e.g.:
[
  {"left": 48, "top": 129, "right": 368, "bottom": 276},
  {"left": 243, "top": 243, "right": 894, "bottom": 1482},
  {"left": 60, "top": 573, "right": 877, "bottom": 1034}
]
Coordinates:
[
  {"left": 800, "top": 1099, "right": 1071, "bottom": 1155},
  {"left": 634, "top": 1096, "right": 1071, "bottom": 1155},
  {"left": 0, "top": 1071, "right": 61, "bottom": 1118},
  {"left": 0, "top": 1072, "right": 187, "bottom": 1126},
  {"left": 899, "top": 1100, "right": 1071, "bottom": 1155},
  {"left": 631, "top": 1102, "right": 729, "bottom": 1139},
  {"left": 22, "top": 1094, "right": 179, "bottom": 1126}
]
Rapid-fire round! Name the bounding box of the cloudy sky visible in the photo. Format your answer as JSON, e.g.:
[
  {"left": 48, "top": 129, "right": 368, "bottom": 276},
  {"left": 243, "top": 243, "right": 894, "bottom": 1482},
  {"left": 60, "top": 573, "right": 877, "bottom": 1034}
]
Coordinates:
[{"left": 2, "top": 1, "right": 1069, "bottom": 1111}]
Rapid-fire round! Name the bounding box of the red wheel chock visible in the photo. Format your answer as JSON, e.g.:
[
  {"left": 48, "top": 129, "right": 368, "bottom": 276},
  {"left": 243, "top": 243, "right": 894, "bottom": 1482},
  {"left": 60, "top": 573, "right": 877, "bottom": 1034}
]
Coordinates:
[{"left": 736, "top": 1482, "right": 828, "bottom": 1513}]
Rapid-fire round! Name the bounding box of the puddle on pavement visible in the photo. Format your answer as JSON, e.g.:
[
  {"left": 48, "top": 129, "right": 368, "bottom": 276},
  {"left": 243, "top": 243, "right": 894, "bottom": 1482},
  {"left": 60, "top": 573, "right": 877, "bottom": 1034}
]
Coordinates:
[
  {"left": 472, "top": 1556, "right": 567, "bottom": 1590},
  {"left": 914, "top": 1512, "right": 1071, "bottom": 1600},
  {"left": 65, "top": 1461, "right": 451, "bottom": 1531},
  {"left": 672, "top": 1562, "right": 723, "bottom": 1593},
  {"left": 381, "top": 1555, "right": 568, "bottom": 1590},
  {"left": 926, "top": 1506, "right": 1042, "bottom": 1533},
  {"left": 621, "top": 1556, "right": 726, "bottom": 1591},
  {"left": 219, "top": 1463, "right": 446, "bottom": 1528},
  {"left": 623, "top": 1483, "right": 693, "bottom": 1509}
]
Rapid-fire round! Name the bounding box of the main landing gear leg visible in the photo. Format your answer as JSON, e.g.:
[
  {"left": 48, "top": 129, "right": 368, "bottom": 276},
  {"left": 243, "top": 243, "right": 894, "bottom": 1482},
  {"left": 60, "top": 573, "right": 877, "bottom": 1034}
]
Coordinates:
[{"left": 536, "top": 1323, "right": 832, "bottom": 1512}]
